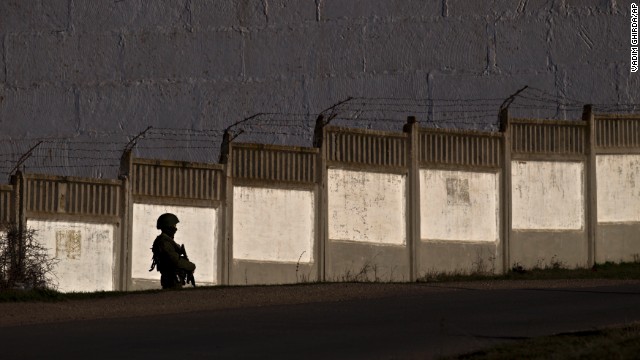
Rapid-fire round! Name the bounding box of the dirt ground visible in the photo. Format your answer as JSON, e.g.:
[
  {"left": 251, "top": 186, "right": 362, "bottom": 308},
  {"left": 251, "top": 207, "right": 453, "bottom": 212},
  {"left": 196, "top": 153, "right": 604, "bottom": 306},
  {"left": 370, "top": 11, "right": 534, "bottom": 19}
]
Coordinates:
[{"left": 2, "top": 279, "right": 639, "bottom": 327}]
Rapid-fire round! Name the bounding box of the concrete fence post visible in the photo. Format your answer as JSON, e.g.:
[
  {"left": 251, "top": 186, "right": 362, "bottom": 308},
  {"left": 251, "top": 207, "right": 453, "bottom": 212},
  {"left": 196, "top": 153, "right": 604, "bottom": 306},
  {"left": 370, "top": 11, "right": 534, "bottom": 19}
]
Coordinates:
[
  {"left": 12, "top": 172, "right": 26, "bottom": 283},
  {"left": 118, "top": 150, "right": 134, "bottom": 291},
  {"left": 404, "top": 116, "right": 420, "bottom": 282},
  {"left": 222, "top": 142, "right": 234, "bottom": 285},
  {"left": 317, "top": 122, "right": 328, "bottom": 282},
  {"left": 583, "top": 104, "right": 597, "bottom": 266},
  {"left": 499, "top": 108, "right": 512, "bottom": 273}
]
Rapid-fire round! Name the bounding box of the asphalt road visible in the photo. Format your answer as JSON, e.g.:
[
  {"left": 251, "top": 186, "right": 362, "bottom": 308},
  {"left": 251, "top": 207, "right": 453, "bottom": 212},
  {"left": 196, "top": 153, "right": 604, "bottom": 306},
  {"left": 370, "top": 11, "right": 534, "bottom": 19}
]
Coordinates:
[{"left": 2, "top": 282, "right": 640, "bottom": 359}]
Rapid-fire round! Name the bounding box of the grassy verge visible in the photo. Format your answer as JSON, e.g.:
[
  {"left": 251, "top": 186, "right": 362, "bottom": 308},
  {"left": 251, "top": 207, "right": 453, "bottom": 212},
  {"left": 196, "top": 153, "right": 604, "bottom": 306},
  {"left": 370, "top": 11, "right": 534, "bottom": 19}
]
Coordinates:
[
  {"left": 418, "top": 261, "right": 640, "bottom": 283},
  {"left": 449, "top": 324, "right": 640, "bottom": 360},
  {"left": 2, "top": 261, "right": 640, "bottom": 302},
  {"left": 0, "top": 288, "right": 163, "bottom": 303}
]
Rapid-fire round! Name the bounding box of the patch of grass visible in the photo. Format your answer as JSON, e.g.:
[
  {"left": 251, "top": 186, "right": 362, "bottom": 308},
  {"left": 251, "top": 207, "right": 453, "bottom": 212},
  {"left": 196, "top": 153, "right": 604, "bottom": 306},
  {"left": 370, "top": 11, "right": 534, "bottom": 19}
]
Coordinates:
[
  {"left": 449, "top": 323, "right": 640, "bottom": 359},
  {"left": 0, "top": 288, "right": 163, "bottom": 303},
  {"left": 418, "top": 261, "right": 640, "bottom": 283},
  {"left": 0, "top": 288, "right": 65, "bottom": 302},
  {"left": 2, "top": 261, "right": 640, "bottom": 303}
]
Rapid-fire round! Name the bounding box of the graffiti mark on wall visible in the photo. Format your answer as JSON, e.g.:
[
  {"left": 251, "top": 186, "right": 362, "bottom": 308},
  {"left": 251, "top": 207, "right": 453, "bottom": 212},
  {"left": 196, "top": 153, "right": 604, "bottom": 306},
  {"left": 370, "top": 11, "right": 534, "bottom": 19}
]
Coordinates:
[
  {"left": 421, "top": 170, "right": 499, "bottom": 242},
  {"left": 55, "top": 230, "right": 81, "bottom": 260},
  {"left": 446, "top": 178, "right": 471, "bottom": 206}
]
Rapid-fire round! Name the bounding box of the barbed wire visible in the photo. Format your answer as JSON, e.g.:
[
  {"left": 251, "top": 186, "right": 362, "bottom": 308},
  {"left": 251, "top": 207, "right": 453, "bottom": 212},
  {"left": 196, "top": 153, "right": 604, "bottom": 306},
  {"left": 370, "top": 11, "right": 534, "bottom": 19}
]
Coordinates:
[{"left": 2, "top": 91, "right": 640, "bottom": 183}]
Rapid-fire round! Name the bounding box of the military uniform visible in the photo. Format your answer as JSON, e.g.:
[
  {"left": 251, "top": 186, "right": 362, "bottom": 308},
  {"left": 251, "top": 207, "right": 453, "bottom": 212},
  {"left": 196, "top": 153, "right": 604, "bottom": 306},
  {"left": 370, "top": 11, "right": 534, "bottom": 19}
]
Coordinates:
[{"left": 151, "top": 213, "right": 196, "bottom": 289}]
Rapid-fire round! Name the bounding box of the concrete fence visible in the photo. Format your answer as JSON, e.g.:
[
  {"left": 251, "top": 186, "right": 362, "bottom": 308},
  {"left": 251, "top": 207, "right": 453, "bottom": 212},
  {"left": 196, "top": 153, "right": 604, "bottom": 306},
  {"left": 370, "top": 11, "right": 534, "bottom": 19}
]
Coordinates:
[{"left": 2, "top": 107, "right": 640, "bottom": 292}]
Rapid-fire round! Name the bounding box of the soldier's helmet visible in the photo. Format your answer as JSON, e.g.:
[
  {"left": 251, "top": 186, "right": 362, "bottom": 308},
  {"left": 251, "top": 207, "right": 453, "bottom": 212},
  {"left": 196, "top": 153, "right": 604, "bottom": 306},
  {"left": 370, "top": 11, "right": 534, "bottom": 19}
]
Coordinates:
[{"left": 156, "top": 213, "right": 180, "bottom": 229}]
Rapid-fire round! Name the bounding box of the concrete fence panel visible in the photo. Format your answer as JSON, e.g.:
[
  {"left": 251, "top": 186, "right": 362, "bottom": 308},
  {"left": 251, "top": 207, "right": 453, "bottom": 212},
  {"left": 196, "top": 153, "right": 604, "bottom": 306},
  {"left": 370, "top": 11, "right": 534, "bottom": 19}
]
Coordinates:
[
  {"left": 419, "top": 130, "right": 502, "bottom": 169},
  {"left": 28, "top": 219, "right": 115, "bottom": 292},
  {"left": 22, "top": 174, "right": 123, "bottom": 292},
  {"left": 128, "top": 158, "right": 223, "bottom": 290},
  {"left": 594, "top": 114, "right": 640, "bottom": 263},
  {"left": 229, "top": 143, "right": 318, "bottom": 285},
  {"left": 417, "top": 128, "right": 503, "bottom": 276},
  {"left": 131, "top": 203, "right": 218, "bottom": 287},
  {"left": 232, "top": 143, "right": 317, "bottom": 184},
  {"left": 324, "top": 127, "right": 409, "bottom": 282},
  {"left": 508, "top": 119, "right": 589, "bottom": 269},
  {"left": 511, "top": 161, "right": 585, "bottom": 231},
  {"left": 511, "top": 120, "right": 586, "bottom": 156},
  {"left": 232, "top": 186, "right": 315, "bottom": 284},
  {"left": 326, "top": 126, "right": 408, "bottom": 169},
  {"left": 132, "top": 159, "right": 224, "bottom": 201}
]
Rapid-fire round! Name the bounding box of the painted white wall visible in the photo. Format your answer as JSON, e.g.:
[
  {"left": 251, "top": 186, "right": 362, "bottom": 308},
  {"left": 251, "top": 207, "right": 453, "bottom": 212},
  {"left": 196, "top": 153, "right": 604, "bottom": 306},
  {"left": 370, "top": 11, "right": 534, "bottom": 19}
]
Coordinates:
[
  {"left": 132, "top": 204, "right": 217, "bottom": 284},
  {"left": 328, "top": 169, "right": 406, "bottom": 245},
  {"left": 233, "top": 186, "right": 314, "bottom": 263},
  {"left": 421, "top": 169, "right": 499, "bottom": 242},
  {"left": 597, "top": 155, "right": 640, "bottom": 223},
  {"left": 512, "top": 161, "right": 584, "bottom": 230},
  {"left": 28, "top": 219, "right": 114, "bottom": 293}
]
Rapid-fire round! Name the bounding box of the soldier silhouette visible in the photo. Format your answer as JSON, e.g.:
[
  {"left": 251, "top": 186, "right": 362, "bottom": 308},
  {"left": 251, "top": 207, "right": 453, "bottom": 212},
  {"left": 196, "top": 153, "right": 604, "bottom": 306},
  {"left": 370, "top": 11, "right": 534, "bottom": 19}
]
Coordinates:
[{"left": 149, "top": 213, "right": 196, "bottom": 289}]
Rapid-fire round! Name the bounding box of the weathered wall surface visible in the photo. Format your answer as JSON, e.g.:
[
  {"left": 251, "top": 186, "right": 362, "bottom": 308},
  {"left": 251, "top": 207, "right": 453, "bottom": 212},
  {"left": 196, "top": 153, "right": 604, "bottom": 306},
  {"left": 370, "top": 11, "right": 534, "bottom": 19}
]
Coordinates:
[
  {"left": 28, "top": 219, "right": 114, "bottom": 292},
  {"left": 421, "top": 169, "right": 499, "bottom": 242},
  {"left": 510, "top": 160, "right": 587, "bottom": 268},
  {"left": 596, "top": 155, "right": 640, "bottom": 262},
  {"left": 596, "top": 155, "right": 640, "bottom": 223},
  {"left": 131, "top": 203, "right": 218, "bottom": 287},
  {"left": 328, "top": 169, "right": 406, "bottom": 245},
  {"left": 512, "top": 161, "right": 584, "bottom": 230},
  {"left": 418, "top": 169, "right": 501, "bottom": 275},
  {"left": 327, "top": 169, "right": 407, "bottom": 281},
  {"left": 231, "top": 186, "right": 316, "bottom": 285},
  {"left": 0, "top": 1, "right": 635, "bottom": 174},
  {"left": 233, "top": 186, "right": 314, "bottom": 263}
]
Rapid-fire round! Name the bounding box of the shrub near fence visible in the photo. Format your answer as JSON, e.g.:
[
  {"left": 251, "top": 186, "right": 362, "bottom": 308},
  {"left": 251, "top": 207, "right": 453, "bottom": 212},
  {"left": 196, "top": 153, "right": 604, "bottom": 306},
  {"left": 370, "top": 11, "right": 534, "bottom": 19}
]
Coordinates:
[{"left": 1, "top": 106, "right": 640, "bottom": 291}]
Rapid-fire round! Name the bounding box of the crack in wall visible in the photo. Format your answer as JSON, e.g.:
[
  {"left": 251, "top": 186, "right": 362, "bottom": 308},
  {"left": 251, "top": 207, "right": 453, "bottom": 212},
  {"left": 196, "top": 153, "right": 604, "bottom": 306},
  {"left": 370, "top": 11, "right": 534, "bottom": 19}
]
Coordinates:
[
  {"left": 485, "top": 22, "right": 498, "bottom": 74},
  {"left": 184, "top": 0, "right": 193, "bottom": 32},
  {"left": 3, "top": 35, "right": 7, "bottom": 85},
  {"left": 517, "top": 0, "right": 528, "bottom": 14},
  {"left": 67, "top": 0, "right": 75, "bottom": 32},
  {"left": 362, "top": 24, "right": 367, "bottom": 73},
  {"left": 315, "top": 0, "right": 322, "bottom": 21},
  {"left": 263, "top": 0, "right": 269, "bottom": 23}
]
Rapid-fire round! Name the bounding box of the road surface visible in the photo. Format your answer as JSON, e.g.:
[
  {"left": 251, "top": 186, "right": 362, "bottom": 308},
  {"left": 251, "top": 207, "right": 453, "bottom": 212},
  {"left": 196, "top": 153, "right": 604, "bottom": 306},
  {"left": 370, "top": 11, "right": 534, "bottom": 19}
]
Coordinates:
[{"left": 1, "top": 280, "right": 640, "bottom": 359}]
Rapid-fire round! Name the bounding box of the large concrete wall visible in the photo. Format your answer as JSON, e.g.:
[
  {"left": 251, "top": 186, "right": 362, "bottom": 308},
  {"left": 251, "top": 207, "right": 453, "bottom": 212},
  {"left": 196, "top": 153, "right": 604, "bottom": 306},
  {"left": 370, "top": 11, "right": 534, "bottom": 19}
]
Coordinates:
[
  {"left": 28, "top": 219, "right": 115, "bottom": 293},
  {"left": 0, "top": 1, "right": 636, "bottom": 180},
  {"left": 131, "top": 203, "right": 218, "bottom": 289},
  {"left": 231, "top": 185, "right": 316, "bottom": 285},
  {"left": 596, "top": 155, "right": 640, "bottom": 262}
]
